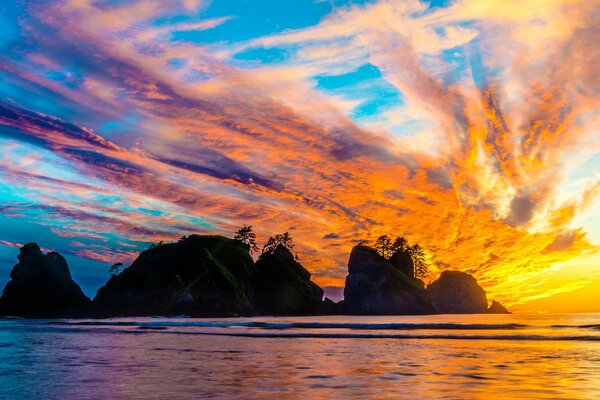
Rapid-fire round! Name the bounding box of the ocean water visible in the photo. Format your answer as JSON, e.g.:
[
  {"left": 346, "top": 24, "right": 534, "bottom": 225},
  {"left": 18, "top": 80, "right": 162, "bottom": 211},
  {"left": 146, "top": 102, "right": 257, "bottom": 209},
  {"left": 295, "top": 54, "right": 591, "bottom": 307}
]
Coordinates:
[{"left": 1, "top": 314, "right": 599, "bottom": 399}]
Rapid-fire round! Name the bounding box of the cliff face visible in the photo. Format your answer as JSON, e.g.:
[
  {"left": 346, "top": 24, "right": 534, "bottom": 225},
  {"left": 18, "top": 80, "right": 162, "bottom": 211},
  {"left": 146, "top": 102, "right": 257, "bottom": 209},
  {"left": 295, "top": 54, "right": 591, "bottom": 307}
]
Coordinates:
[
  {"left": 389, "top": 250, "right": 414, "bottom": 278},
  {"left": 427, "top": 271, "right": 488, "bottom": 314},
  {"left": 254, "top": 245, "right": 324, "bottom": 315},
  {"left": 342, "top": 245, "right": 434, "bottom": 315},
  {"left": 92, "top": 235, "right": 257, "bottom": 317},
  {"left": 0, "top": 243, "right": 91, "bottom": 317}
]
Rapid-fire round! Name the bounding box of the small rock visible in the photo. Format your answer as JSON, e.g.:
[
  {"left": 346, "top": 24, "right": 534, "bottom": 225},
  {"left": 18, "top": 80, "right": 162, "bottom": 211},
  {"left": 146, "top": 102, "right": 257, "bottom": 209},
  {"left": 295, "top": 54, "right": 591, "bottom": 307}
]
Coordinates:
[{"left": 488, "top": 300, "right": 511, "bottom": 314}]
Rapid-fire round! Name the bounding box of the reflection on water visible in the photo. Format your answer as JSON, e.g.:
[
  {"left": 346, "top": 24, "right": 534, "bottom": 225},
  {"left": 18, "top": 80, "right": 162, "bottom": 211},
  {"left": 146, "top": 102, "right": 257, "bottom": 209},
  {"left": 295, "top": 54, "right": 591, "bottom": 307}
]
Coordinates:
[{"left": 1, "top": 314, "right": 599, "bottom": 399}]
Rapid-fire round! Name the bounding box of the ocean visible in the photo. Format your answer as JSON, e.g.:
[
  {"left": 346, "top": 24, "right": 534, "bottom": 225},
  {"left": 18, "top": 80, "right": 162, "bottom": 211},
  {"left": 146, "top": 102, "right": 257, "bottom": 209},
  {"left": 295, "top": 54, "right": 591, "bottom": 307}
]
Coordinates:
[{"left": 1, "top": 314, "right": 599, "bottom": 399}]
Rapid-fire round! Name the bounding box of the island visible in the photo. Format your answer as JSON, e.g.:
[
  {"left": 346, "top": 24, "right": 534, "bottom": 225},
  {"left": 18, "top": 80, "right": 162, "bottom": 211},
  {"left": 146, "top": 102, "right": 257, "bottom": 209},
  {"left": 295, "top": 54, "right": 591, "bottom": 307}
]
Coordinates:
[{"left": 0, "top": 233, "right": 510, "bottom": 318}]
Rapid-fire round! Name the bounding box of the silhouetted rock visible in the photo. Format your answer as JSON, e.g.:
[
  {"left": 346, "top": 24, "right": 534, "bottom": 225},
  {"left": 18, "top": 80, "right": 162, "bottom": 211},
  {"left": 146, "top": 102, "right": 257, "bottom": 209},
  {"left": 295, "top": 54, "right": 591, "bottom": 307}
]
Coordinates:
[
  {"left": 0, "top": 243, "right": 91, "bottom": 317},
  {"left": 487, "top": 300, "right": 510, "bottom": 314},
  {"left": 321, "top": 297, "right": 341, "bottom": 315},
  {"left": 254, "top": 245, "right": 324, "bottom": 315},
  {"left": 427, "top": 271, "right": 488, "bottom": 314},
  {"left": 342, "top": 245, "right": 434, "bottom": 315},
  {"left": 93, "top": 235, "right": 256, "bottom": 317},
  {"left": 389, "top": 250, "right": 414, "bottom": 278},
  {"left": 0, "top": 235, "right": 515, "bottom": 318}
]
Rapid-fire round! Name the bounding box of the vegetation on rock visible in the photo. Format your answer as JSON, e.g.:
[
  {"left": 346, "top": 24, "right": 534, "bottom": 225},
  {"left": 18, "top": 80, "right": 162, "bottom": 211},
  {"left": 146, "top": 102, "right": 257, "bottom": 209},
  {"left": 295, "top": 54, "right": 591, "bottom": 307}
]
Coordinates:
[{"left": 0, "top": 228, "right": 509, "bottom": 318}]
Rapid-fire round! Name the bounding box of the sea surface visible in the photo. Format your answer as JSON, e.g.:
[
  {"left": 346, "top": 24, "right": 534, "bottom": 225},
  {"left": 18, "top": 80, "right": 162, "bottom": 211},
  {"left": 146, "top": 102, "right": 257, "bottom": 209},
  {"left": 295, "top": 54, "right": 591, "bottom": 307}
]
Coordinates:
[{"left": 1, "top": 313, "right": 599, "bottom": 399}]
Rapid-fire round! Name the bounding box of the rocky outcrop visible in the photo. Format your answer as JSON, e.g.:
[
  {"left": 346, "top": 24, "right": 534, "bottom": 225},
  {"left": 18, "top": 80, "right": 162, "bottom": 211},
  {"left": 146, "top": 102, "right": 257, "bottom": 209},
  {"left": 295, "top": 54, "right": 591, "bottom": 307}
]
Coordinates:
[
  {"left": 92, "top": 235, "right": 257, "bottom": 317},
  {"left": 254, "top": 245, "right": 324, "bottom": 315},
  {"left": 427, "top": 271, "right": 488, "bottom": 314},
  {"left": 0, "top": 243, "right": 91, "bottom": 317},
  {"left": 389, "top": 250, "right": 414, "bottom": 278},
  {"left": 487, "top": 300, "right": 510, "bottom": 314},
  {"left": 342, "top": 245, "right": 433, "bottom": 315},
  {"left": 0, "top": 237, "right": 514, "bottom": 318}
]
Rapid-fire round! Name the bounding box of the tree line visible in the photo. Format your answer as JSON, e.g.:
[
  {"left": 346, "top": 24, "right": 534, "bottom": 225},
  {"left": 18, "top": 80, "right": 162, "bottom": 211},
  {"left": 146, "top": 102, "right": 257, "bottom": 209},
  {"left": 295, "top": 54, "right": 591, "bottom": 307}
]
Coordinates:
[
  {"left": 234, "top": 225, "right": 295, "bottom": 258},
  {"left": 233, "top": 227, "right": 429, "bottom": 279},
  {"left": 109, "top": 227, "right": 429, "bottom": 280},
  {"left": 360, "top": 235, "right": 428, "bottom": 279}
]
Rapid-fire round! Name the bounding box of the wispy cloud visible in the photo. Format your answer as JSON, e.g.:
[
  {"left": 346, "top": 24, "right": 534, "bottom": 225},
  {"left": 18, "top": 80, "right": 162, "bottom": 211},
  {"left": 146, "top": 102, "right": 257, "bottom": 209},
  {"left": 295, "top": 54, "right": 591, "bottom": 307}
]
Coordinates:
[{"left": 0, "top": 0, "right": 598, "bottom": 310}]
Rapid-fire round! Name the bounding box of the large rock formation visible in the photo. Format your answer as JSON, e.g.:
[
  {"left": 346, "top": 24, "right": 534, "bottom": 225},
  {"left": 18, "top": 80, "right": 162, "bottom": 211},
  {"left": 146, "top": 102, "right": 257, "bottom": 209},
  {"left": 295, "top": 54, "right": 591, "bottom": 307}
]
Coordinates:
[
  {"left": 427, "top": 271, "right": 488, "bottom": 314},
  {"left": 389, "top": 250, "right": 414, "bottom": 278},
  {"left": 342, "top": 245, "right": 433, "bottom": 315},
  {"left": 254, "top": 245, "right": 324, "bottom": 315},
  {"left": 0, "top": 243, "right": 91, "bottom": 317},
  {"left": 93, "top": 235, "right": 257, "bottom": 317},
  {"left": 0, "top": 236, "right": 511, "bottom": 318},
  {"left": 487, "top": 300, "right": 510, "bottom": 314}
]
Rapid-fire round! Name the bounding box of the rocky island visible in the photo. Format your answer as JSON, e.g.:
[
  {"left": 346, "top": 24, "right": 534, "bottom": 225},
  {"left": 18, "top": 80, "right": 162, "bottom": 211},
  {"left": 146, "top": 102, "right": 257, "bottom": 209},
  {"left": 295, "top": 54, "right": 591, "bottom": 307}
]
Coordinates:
[
  {"left": 342, "top": 245, "right": 434, "bottom": 314},
  {"left": 0, "top": 243, "right": 91, "bottom": 318},
  {"left": 0, "top": 233, "right": 510, "bottom": 318}
]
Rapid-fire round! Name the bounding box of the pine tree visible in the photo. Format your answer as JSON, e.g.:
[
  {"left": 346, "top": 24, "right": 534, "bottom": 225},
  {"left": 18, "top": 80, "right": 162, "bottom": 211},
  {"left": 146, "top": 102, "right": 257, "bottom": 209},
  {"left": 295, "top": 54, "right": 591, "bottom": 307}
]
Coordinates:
[
  {"left": 109, "top": 262, "right": 123, "bottom": 276},
  {"left": 409, "top": 244, "right": 428, "bottom": 279},
  {"left": 374, "top": 235, "right": 393, "bottom": 259},
  {"left": 391, "top": 236, "right": 409, "bottom": 255},
  {"left": 234, "top": 225, "right": 259, "bottom": 254},
  {"left": 261, "top": 232, "right": 295, "bottom": 256}
]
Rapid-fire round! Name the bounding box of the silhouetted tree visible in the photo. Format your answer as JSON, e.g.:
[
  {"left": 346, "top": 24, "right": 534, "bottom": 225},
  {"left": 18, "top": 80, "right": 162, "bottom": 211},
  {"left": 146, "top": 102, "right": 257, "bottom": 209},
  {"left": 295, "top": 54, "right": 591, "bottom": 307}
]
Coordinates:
[
  {"left": 357, "top": 239, "right": 370, "bottom": 246},
  {"left": 391, "top": 236, "right": 409, "bottom": 254},
  {"left": 109, "top": 262, "right": 123, "bottom": 276},
  {"left": 234, "top": 225, "right": 259, "bottom": 254},
  {"left": 262, "top": 232, "right": 295, "bottom": 257},
  {"left": 374, "top": 235, "right": 393, "bottom": 259},
  {"left": 409, "top": 244, "right": 428, "bottom": 279},
  {"left": 373, "top": 233, "right": 430, "bottom": 279}
]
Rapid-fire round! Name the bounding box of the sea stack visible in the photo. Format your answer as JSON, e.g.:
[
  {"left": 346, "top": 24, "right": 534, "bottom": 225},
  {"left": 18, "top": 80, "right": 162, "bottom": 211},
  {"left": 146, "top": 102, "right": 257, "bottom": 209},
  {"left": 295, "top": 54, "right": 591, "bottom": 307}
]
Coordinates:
[
  {"left": 92, "top": 235, "right": 257, "bottom": 317},
  {"left": 0, "top": 243, "right": 91, "bottom": 317},
  {"left": 254, "top": 244, "right": 324, "bottom": 315},
  {"left": 342, "top": 245, "right": 434, "bottom": 315},
  {"left": 427, "top": 271, "right": 488, "bottom": 314}
]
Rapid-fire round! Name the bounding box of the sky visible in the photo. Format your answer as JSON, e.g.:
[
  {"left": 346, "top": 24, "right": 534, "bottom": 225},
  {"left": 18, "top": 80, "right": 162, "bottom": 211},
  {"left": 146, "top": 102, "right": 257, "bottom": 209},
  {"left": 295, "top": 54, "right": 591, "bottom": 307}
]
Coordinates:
[{"left": 0, "top": 0, "right": 599, "bottom": 312}]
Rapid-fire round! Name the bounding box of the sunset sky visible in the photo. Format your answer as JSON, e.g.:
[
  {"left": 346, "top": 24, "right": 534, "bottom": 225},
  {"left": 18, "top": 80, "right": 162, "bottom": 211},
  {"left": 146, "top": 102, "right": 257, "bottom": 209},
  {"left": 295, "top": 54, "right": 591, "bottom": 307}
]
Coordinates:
[{"left": 0, "top": 0, "right": 598, "bottom": 312}]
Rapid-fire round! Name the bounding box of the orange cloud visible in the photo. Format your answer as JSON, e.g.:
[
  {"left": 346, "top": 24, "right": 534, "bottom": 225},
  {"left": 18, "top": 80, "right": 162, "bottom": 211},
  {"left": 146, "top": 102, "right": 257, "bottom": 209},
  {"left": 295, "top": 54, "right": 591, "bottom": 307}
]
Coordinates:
[{"left": 1, "top": 0, "right": 599, "bottom": 311}]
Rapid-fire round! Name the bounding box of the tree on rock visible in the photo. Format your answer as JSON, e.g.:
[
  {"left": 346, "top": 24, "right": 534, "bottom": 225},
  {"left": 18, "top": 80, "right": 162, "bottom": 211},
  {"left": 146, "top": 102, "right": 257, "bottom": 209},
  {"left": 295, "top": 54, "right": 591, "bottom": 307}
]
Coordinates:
[
  {"left": 388, "top": 236, "right": 414, "bottom": 278},
  {"left": 409, "top": 244, "right": 428, "bottom": 279},
  {"left": 109, "top": 262, "right": 123, "bottom": 276},
  {"left": 234, "top": 225, "right": 259, "bottom": 254},
  {"left": 391, "top": 236, "right": 409, "bottom": 254},
  {"left": 372, "top": 234, "right": 430, "bottom": 280},
  {"left": 262, "top": 232, "right": 295, "bottom": 257},
  {"left": 374, "top": 235, "right": 393, "bottom": 259}
]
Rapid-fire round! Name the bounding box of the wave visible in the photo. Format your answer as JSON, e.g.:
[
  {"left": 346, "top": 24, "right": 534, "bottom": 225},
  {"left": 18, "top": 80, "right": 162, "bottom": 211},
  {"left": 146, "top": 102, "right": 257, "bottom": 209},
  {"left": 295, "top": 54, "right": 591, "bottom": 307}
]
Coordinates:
[
  {"left": 551, "top": 324, "right": 600, "bottom": 330},
  {"left": 158, "top": 330, "right": 600, "bottom": 342},
  {"left": 77, "top": 328, "right": 600, "bottom": 342},
  {"left": 52, "top": 320, "right": 531, "bottom": 331},
  {"left": 9, "top": 319, "right": 600, "bottom": 342}
]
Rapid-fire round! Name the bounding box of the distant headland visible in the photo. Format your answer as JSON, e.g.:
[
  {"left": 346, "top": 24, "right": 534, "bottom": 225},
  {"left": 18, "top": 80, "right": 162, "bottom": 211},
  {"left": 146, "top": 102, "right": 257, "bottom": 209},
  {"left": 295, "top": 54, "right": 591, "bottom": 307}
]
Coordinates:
[{"left": 0, "top": 228, "right": 509, "bottom": 318}]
